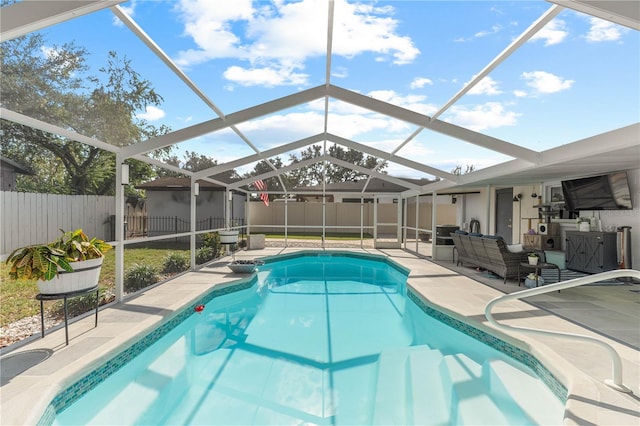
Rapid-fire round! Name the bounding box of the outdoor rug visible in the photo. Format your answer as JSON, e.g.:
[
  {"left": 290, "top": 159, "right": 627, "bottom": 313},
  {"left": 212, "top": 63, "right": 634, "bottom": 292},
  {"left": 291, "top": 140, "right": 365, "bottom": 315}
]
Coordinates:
[{"left": 540, "top": 269, "right": 630, "bottom": 286}]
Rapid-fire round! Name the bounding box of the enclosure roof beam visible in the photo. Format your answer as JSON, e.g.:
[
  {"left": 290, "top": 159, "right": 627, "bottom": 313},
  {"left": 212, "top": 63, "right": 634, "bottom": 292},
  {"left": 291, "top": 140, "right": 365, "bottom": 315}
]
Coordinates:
[
  {"left": 431, "top": 5, "right": 562, "bottom": 121},
  {"left": 325, "top": 133, "right": 460, "bottom": 182},
  {"left": 228, "top": 155, "right": 326, "bottom": 189},
  {"left": 121, "top": 85, "right": 327, "bottom": 157},
  {"left": 131, "top": 154, "right": 193, "bottom": 177},
  {"left": 1, "top": 108, "right": 120, "bottom": 153},
  {"left": 330, "top": 158, "right": 422, "bottom": 191},
  {"left": 1, "top": 0, "right": 125, "bottom": 42},
  {"left": 326, "top": 85, "right": 541, "bottom": 164},
  {"left": 193, "top": 133, "right": 327, "bottom": 180}
]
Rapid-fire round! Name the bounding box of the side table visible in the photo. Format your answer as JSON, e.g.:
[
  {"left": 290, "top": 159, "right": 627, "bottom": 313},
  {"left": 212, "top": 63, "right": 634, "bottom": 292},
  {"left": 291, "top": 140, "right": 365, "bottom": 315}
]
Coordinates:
[
  {"left": 36, "top": 286, "right": 99, "bottom": 345},
  {"left": 517, "top": 262, "right": 561, "bottom": 287}
]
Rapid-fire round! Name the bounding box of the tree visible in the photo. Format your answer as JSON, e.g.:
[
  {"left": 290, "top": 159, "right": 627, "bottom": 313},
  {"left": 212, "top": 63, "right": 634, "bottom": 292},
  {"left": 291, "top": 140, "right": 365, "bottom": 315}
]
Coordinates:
[
  {"left": 243, "top": 158, "right": 289, "bottom": 202},
  {"left": 288, "top": 145, "right": 325, "bottom": 187},
  {"left": 157, "top": 151, "right": 241, "bottom": 182},
  {"left": 287, "top": 143, "right": 386, "bottom": 187},
  {"left": 451, "top": 165, "right": 476, "bottom": 175},
  {"left": 1, "top": 34, "right": 170, "bottom": 195}
]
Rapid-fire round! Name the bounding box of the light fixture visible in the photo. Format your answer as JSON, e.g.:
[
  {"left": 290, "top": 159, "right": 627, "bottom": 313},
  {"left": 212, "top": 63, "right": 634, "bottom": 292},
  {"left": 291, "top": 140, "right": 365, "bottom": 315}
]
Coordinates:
[
  {"left": 194, "top": 182, "right": 199, "bottom": 196},
  {"left": 530, "top": 186, "right": 537, "bottom": 198},
  {"left": 451, "top": 195, "right": 457, "bottom": 204},
  {"left": 513, "top": 193, "right": 522, "bottom": 202},
  {"left": 121, "top": 163, "right": 130, "bottom": 185}
]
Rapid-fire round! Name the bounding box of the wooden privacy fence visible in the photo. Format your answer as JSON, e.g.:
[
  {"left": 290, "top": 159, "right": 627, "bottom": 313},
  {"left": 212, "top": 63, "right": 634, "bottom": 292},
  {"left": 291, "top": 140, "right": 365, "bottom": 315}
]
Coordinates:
[{"left": 0, "top": 191, "right": 114, "bottom": 256}]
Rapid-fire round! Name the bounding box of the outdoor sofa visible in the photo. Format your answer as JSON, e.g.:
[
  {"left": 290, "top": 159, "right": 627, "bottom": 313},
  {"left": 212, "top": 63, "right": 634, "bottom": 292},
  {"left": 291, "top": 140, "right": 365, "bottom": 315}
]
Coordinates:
[{"left": 450, "top": 230, "right": 529, "bottom": 283}]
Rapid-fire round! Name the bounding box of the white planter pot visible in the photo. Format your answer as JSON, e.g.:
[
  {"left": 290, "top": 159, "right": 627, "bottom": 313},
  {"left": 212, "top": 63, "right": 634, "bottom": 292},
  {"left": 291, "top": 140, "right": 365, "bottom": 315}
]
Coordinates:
[
  {"left": 528, "top": 257, "right": 539, "bottom": 265},
  {"left": 219, "top": 230, "right": 239, "bottom": 244},
  {"left": 37, "top": 257, "right": 103, "bottom": 295},
  {"left": 524, "top": 277, "right": 544, "bottom": 288},
  {"left": 579, "top": 222, "right": 590, "bottom": 232}
]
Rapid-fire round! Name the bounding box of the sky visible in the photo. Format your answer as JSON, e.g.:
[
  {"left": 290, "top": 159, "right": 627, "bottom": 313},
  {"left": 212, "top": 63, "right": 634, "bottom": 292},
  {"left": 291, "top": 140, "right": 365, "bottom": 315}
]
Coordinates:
[{"left": 20, "top": 0, "right": 640, "bottom": 179}]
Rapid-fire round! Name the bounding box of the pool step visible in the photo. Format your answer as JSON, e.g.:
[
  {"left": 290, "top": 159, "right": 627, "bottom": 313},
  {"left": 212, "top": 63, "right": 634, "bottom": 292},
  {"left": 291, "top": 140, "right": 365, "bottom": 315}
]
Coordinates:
[
  {"left": 483, "top": 359, "right": 565, "bottom": 424},
  {"left": 372, "top": 345, "right": 435, "bottom": 425},
  {"left": 440, "top": 353, "right": 521, "bottom": 425},
  {"left": 406, "top": 349, "right": 450, "bottom": 425},
  {"left": 373, "top": 347, "right": 561, "bottom": 425}
]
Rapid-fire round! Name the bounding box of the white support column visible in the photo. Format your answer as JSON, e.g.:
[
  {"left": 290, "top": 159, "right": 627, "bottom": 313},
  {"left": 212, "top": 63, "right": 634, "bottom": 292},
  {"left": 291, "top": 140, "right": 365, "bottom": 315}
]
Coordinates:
[
  {"left": 397, "top": 196, "right": 403, "bottom": 244},
  {"left": 246, "top": 195, "right": 251, "bottom": 234},
  {"left": 285, "top": 196, "right": 289, "bottom": 246},
  {"left": 225, "top": 189, "right": 230, "bottom": 229},
  {"left": 360, "top": 197, "right": 364, "bottom": 248},
  {"left": 322, "top": 195, "right": 326, "bottom": 249},
  {"left": 415, "top": 194, "right": 419, "bottom": 253},
  {"left": 431, "top": 191, "right": 438, "bottom": 260},
  {"left": 190, "top": 179, "right": 197, "bottom": 269},
  {"left": 115, "top": 155, "right": 125, "bottom": 302},
  {"left": 373, "top": 196, "right": 378, "bottom": 242},
  {"left": 485, "top": 185, "right": 492, "bottom": 234}
]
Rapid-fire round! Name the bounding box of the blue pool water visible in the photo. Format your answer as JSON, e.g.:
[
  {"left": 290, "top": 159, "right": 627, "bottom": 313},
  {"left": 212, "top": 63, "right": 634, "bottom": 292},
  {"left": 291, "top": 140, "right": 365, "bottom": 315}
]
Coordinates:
[{"left": 51, "top": 252, "right": 565, "bottom": 425}]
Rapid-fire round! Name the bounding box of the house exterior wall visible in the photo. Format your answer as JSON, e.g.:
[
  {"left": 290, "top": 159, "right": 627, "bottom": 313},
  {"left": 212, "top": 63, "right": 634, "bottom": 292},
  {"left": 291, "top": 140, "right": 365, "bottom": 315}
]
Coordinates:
[
  {"left": 0, "top": 168, "right": 17, "bottom": 191},
  {"left": 145, "top": 190, "right": 245, "bottom": 236}
]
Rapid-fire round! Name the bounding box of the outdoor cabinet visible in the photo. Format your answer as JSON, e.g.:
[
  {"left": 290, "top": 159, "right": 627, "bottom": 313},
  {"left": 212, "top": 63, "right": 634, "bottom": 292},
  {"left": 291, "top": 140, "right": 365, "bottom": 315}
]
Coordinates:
[{"left": 565, "top": 231, "right": 618, "bottom": 273}]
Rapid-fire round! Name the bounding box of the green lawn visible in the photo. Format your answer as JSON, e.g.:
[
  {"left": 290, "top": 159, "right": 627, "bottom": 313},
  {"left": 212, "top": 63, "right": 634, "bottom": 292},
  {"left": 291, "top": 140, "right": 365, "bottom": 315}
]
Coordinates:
[{"left": 0, "top": 248, "right": 188, "bottom": 327}]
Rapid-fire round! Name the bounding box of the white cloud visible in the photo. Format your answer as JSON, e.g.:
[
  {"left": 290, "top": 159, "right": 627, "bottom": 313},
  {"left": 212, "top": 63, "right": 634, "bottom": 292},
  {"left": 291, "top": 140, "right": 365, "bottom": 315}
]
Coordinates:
[
  {"left": 223, "top": 65, "right": 308, "bottom": 87},
  {"left": 468, "top": 76, "right": 502, "bottom": 95},
  {"left": 521, "top": 71, "right": 574, "bottom": 95},
  {"left": 474, "top": 24, "right": 502, "bottom": 39},
  {"left": 513, "top": 90, "right": 527, "bottom": 98},
  {"left": 410, "top": 77, "right": 433, "bottom": 89},
  {"left": 448, "top": 102, "right": 520, "bottom": 131},
  {"left": 367, "top": 90, "right": 438, "bottom": 116},
  {"left": 531, "top": 19, "right": 568, "bottom": 46},
  {"left": 137, "top": 106, "right": 166, "bottom": 121},
  {"left": 455, "top": 24, "right": 502, "bottom": 42},
  {"left": 585, "top": 18, "right": 625, "bottom": 42},
  {"left": 332, "top": 67, "right": 349, "bottom": 79},
  {"left": 174, "top": 0, "right": 419, "bottom": 85}
]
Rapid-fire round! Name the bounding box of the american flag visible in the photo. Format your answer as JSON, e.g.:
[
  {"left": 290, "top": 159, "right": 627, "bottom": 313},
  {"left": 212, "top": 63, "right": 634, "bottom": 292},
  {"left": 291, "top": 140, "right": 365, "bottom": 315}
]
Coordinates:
[{"left": 254, "top": 179, "right": 269, "bottom": 206}]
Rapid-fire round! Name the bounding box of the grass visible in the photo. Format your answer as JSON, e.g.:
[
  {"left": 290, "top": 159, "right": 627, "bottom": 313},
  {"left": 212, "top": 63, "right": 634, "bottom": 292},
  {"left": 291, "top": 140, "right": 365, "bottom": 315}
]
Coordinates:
[{"left": 0, "top": 248, "right": 189, "bottom": 328}]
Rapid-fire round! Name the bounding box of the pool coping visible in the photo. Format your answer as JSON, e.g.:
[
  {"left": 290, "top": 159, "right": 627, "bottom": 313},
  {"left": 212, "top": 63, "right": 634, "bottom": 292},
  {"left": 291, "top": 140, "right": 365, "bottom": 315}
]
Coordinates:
[{"left": 1, "top": 247, "right": 638, "bottom": 425}]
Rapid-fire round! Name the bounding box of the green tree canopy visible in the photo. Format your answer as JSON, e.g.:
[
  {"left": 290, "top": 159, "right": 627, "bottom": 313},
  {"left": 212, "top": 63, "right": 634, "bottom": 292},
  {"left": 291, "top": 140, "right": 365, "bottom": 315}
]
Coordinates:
[{"left": 1, "top": 34, "right": 170, "bottom": 195}]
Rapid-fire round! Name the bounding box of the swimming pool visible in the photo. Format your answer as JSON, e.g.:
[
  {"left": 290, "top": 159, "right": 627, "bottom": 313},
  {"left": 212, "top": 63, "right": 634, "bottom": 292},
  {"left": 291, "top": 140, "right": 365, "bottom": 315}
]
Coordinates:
[{"left": 46, "top": 251, "right": 565, "bottom": 425}]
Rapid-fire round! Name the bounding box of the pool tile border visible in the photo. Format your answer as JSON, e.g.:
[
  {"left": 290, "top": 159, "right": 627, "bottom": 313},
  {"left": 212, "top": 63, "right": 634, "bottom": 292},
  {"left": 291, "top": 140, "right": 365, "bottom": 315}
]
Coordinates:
[
  {"left": 260, "top": 249, "right": 411, "bottom": 275},
  {"left": 37, "top": 277, "right": 256, "bottom": 426},
  {"left": 38, "top": 253, "right": 566, "bottom": 425},
  {"left": 408, "top": 290, "right": 568, "bottom": 402}
]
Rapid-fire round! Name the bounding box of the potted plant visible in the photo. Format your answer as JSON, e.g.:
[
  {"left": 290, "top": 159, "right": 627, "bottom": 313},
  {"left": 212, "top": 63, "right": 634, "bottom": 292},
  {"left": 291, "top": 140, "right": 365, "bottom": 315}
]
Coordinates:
[
  {"left": 6, "top": 229, "right": 112, "bottom": 295},
  {"left": 524, "top": 272, "right": 544, "bottom": 288},
  {"left": 219, "top": 230, "right": 239, "bottom": 244},
  {"left": 576, "top": 217, "right": 590, "bottom": 232},
  {"left": 228, "top": 259, "right": 264, "bottom": 274},
  {"left": 527, "top": 252, "right": 539, "bottom": 265}
]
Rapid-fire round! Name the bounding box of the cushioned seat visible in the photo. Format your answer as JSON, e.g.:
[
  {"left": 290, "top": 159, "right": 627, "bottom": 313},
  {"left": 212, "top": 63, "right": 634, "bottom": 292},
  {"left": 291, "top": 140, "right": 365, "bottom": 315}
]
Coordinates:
[{"left": 450, "top": 233, "right": 529, "bottom": 283}]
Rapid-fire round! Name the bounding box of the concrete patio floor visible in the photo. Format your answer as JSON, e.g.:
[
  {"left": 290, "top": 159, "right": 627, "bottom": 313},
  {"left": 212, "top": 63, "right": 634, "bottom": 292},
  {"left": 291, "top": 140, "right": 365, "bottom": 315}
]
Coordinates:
[{"left": 1, "top": 247, "right": 638, "bottom": 425}]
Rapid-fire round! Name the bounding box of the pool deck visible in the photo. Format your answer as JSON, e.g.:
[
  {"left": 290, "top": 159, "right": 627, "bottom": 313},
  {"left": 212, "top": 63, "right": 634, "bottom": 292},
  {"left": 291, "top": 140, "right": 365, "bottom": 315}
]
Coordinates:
[{"left": 1, "top": 247, "right": 638, "bottom": 425}]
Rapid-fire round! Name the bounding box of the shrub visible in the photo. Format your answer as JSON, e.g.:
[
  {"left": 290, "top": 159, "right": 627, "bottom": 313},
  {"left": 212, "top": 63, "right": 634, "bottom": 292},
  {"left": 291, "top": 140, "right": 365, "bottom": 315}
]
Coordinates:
[
  {"left": 50, "top": 288, "right": 114, "bottom": 319},
  {"left": 201, "top": 232, "right": 220, "bottom": 248},
  {"left": 196, "top": 247, "right": 215, "bottom": 265},
  {"left": 124, "top": 264, "right": 159, "bottom": 293},
  {"left": 162, "top": 252, "right": 189, "bottom": 274}
]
